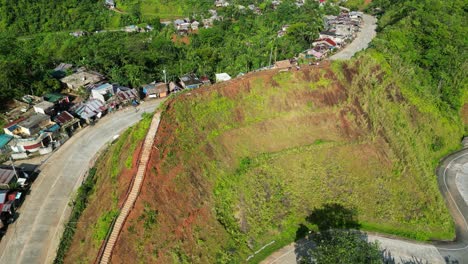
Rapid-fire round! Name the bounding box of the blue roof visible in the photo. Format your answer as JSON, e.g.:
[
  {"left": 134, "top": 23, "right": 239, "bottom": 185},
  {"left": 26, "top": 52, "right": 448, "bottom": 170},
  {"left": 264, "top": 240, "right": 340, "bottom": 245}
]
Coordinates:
[
  {"left": 46, "top": 124, "right": 61, "bottom": 132},
  {"left": 0, "top": 134, "right": 13, "bottom": 148},
  {"left": 95, "top": 83, "right": 113, "bottom": 91},
  {"left": 6, "top": 125, "right": 17, "bottom": 132}
]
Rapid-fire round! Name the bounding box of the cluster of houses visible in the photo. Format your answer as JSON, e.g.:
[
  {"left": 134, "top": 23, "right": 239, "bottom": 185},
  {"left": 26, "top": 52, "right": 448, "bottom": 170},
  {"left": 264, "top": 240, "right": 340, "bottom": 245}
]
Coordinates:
[
  {"left": 0, "top": 65, "right": 237, "bottom": 161},
  {"left": 167, "top": 0, "right": 314, "bottom": 35},
  {"left": 0, "top": 66, "right": 140, "bottom": 160},
  {"left": 0, "top": 165, "right": 32, "bottom": 229},
  {"left": 300, "top": 9, "right": 364, "bottom": 60}
]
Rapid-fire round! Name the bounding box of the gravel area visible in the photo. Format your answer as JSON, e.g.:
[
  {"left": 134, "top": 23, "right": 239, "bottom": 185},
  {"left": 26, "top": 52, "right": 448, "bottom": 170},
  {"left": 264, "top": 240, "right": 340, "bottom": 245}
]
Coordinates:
[{"left": 329, "top": 14, "right": 377, "bottom": 60}]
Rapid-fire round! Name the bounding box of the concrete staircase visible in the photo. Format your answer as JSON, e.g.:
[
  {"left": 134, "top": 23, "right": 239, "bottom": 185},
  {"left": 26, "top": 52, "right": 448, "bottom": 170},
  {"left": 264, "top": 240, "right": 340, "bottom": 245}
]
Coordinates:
[{"left": 99, "top": 113, "right": 160, "bottom": 264}]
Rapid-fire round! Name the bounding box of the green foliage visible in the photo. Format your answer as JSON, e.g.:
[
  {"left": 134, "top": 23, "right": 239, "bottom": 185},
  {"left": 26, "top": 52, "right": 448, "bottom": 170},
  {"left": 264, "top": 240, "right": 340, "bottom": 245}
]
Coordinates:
[
  {"left": 54, "top": 167, "right": 97, "bottom": 264},
  {"left": 0, "top": 1, "right": 328, "bottom": 106},
  {"left": 92, "top": 209, "right": 119, "bottom": 244},
  {"left": 0, "top": 0, "right": 110, "bottom": 34},
  {"left": 304, "top": 230, "right": 382, "bottom": 264},
  {"left": 370, "top": 0, "right": 467, "bottom": 111},
  {"left": 138, "top": 203, "right": 159, "bottom": 231}
]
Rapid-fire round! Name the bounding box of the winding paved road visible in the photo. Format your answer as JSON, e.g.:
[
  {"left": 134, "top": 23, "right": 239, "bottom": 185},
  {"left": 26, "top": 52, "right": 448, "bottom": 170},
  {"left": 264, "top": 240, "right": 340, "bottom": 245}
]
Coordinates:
[
  {"left": 329, "top": 14, "right": 377, "bottom": 60},
  {"left": 0, "top": 100, "right": 161, "bottom": 264}
]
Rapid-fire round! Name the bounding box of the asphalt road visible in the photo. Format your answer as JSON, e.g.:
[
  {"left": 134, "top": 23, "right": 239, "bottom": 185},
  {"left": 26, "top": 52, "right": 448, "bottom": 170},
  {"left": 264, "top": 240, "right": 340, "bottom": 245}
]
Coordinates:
[
  {"left": 0, "top": 100, "right": 161, "bottom": 264},
  {"left": 329, "top": 14, "right": 377, "bottom": 61},
  {"left": 436, "top": 149, "right": 468, "bottom": 263}
]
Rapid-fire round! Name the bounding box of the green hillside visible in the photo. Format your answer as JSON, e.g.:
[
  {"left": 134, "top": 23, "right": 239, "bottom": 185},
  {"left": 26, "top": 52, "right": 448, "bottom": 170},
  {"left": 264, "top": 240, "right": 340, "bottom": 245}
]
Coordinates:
[{"left": 103, "top": 54, "right": 462, "bottom": 263}]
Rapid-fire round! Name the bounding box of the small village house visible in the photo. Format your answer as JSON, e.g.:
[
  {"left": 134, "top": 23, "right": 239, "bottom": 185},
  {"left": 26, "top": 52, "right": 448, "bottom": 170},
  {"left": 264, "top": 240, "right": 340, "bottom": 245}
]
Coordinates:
[
  {"left": 191, "top": 21, "right": 200, "bottom": 30},
  {"left": 33, "top": 101, "right": 54, "bottom": 115},
  {"left": 143, "top": 82, "right": 169, "bottom": 99},
  {"left": 54, "top": 111, "right": 81, "bottom": 136},
  {"left": 274, "top": 60, "right": 294, "bottom": 69},
  {"left": 0, "top": 189, "right": 21, "bottom": 219},
  {"left": 169, "top": 82, "right": 183, "bottom": 93},
  {"left": 200, "top": 76, "right": 212, "bottom": 86},
  {"left": 202, "top": 18, "right": 214, "bottom": 28},
  {"left": 60, "top": 71, "right": 104, "bottom": 91},
  {"left": 124, "top": 25, "right": 139, "bottom": 33},
  {"left": 43, "top": 93, "right": 70, "bottom": 105},
  {"left": 215, "top": 0, "right": 229, "bottom": 7},
  {"left": 70, "top": 31, "right": 86, "bottom": 37},
  {"left": 116, "top": 88, "right": 139, "bottom": 105},
  {"left": 70, "top": 99, "right": 107, "bottom": 124},
  {"left": 215, "top": 73, "right": 232, "bottom": 82},
  {"left": 179, "top": 74, "right": 203, "bottom": 89},
  {"left": 9, "top": 133, "right": 53, "bottom": 155},
  {"left": 91, "top": 83, "right": 114, "bottom": 103},
  {"left": 0, "top": 168, "right": 28, "bottom": 190},
  {"left": 5, "top": 114, "right": 52, "bottom": 137},
  {"left": 105, "top": 0, "right": 116, "bottom": 8}
]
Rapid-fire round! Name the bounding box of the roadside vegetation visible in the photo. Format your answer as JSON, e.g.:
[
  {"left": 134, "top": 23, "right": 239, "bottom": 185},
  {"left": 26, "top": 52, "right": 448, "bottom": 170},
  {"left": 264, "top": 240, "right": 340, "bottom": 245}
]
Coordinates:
[{"left": 58, "top": 113, "right": 152, "bottom": 263}]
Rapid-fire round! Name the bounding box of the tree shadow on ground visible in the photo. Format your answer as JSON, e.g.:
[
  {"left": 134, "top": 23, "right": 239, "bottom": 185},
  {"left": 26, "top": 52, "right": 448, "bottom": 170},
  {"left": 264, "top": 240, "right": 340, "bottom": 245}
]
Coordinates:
[
  {"left": 306, "top": 203, "right": 360, "bottom": 230},
  {"left": 292, "top": 204, "right": 441, "bottom": 264},
  {"left": 382, "top": 250, "right": 431, "bottom": 264},
  {"left": 294, "top": 203, "right": 361, "bottom": 263}
]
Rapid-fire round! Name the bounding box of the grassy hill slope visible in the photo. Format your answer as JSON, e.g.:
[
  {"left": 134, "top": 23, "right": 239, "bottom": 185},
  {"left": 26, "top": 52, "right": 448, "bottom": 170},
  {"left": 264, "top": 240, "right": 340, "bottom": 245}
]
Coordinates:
[{"left": 104, "top": 55, "right": 463, "bottom": 263}]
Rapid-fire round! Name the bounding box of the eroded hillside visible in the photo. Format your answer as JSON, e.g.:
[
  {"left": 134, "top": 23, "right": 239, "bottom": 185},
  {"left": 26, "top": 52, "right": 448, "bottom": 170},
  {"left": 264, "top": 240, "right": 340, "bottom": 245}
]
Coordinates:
[{"left": 104, "top": 55, "right": 464, "bottom": 263}]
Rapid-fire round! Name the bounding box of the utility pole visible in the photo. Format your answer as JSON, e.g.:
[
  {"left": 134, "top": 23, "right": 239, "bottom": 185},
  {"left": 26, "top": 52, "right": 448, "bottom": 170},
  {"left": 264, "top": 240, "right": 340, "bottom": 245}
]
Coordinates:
[
  {"left": 9, "top": 156, "right": 18, "bottom": 181},
  {"left": 268, "top": 45, "right": 273, "bottom": 67},
  {"left": 163, "top": 68, "right": 167, "bottom": 83}
]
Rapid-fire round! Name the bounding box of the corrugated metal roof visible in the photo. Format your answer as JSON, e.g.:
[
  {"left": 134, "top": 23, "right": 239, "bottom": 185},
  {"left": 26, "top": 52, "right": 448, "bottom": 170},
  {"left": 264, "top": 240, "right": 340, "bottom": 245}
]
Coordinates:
[
  {"left": 72, "top": 99, "right": 106, "bottom": 119},
  {"left": 117, "top": 89, "right": 138, "bottom": 101},
  {"left": 0, "top": 169, "right": 15, "bottom": 185},
  {"left": 0, "top": 134, "right": 13, "bottom": 148},
  {"left": 54, "top": 111, "right": 75, "bottom": 125}
]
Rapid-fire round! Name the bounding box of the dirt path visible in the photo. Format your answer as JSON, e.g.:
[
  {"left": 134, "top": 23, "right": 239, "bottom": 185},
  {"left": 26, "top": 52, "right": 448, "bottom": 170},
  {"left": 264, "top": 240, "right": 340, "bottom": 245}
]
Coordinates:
[
  {"left": 329, "top": 14, "right": 377, "bottom": 60},
  {"left": 0, "top": 100, "right": 162, "bottom": 264},
  {"left": 98, "top": 113, "right": 161, "bottom": 264}
]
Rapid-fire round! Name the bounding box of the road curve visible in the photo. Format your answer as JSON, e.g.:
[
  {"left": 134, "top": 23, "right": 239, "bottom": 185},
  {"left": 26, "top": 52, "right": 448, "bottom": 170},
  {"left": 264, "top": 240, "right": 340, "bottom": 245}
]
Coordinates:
[
  {"left": 0, "top": 100, "right": 162, "bottom": 264},
  {"left": 435, "top": 149, "right": 468, "bottom": 262},
  {"left": 329, "top": 14, "right": 377, "bottom": 61}
]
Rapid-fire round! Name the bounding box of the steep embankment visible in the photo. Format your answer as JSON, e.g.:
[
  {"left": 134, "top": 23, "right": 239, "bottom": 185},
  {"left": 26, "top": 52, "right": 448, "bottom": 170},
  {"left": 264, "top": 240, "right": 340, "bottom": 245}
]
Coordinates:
[
  {"left": 58, "top": 113, "right": 154, "bottom": 264},
  {"left": 108, "top": 54, "right": 463, "bottom": 263}
]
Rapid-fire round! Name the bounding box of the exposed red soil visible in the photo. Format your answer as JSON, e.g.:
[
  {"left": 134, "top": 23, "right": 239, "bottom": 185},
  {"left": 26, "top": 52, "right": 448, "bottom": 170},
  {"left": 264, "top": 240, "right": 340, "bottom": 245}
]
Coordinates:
[
  {"left": 112, "top": 100, "right": 226, "bottom": 263},
  {"left": 64, "top": 140, "right": 144, "bottom": 263},
  {"left": 171, "top": 34, "right": 190, "bottom": 45}
]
